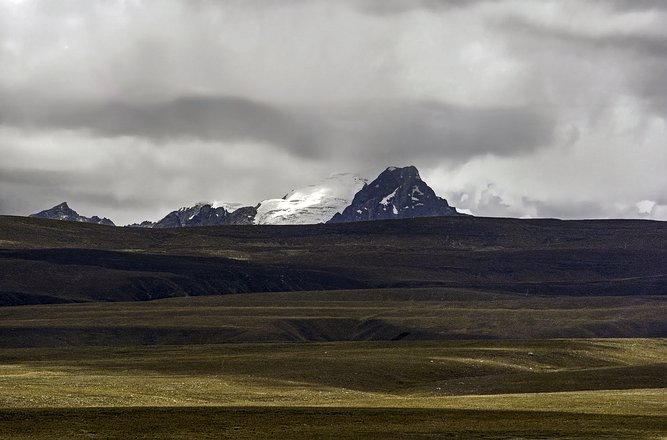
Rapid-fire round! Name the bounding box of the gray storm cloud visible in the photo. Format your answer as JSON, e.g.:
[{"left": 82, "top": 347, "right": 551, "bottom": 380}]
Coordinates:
[
  {"left": 0, "top": 0, "right": 665, "bottom": 224},
  {"left": 2, "top": 96, "right": 321, "bottom": 155},
  {"left": 1, "top": 96, "right": 554, "bottom": 161}
]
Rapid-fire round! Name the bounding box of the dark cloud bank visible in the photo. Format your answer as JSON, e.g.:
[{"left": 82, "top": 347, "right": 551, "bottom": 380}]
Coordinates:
[{"left": 0, "top": 0, "right": 665, "bottom": 224}]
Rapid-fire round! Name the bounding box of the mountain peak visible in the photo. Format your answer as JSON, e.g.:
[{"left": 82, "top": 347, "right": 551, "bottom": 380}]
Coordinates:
[
  {"left": 154, "top": 203, "right": 225, "bottom": 228},
  {"left": 328, "top": 165, "right": 460, "bottom": 223},
  {"left": 30, "top": 202, "right": 115, "bottom": 226},
  {"left": 380, "top": 165, "right": 421, "bottom": 182}
]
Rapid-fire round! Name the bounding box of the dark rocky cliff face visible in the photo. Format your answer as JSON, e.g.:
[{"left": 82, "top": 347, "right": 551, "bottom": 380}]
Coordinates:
[
  {"left": 152, "top": 203, "right": 257, "bottom": 228},
  {"left": 226, "top": 206, "right": 257, "bottom": 225},
  {"left": 329, "top": 166, "right": 460, "bottom": 223},
  {"left": 153, "top": 204, "right": 229, "bottom": 228},
  {"left": 30, "top": 202, "right": 115, "bottom": 226}
]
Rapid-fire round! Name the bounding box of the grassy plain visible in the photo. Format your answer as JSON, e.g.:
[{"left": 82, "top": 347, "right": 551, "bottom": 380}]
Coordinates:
[
  {"left": 1, "top": 406, "right": 665, "bottom": 439},
  {"left": 1, "top": 289, "right": 665, "bottom": 347},
  {"left": 0, "top": 339, "right": 665, "bottom": 438}
]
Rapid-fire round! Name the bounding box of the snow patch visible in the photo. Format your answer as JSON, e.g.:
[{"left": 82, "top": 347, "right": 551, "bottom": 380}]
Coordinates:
[
  {"left": 380, "top": 188, "right": 398, "bottom": 206},
  {"left": 255, "top": 173, "right": 367, "bottom": 225},
  {"left": 411, "top": 186, "right": 424, "bottom": 202},
  {"left": 211, "top": 201, "right": 244, "bottom": 212}
]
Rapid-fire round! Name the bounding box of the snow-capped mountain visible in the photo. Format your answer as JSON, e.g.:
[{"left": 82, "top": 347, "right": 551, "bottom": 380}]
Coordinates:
[
  {"left": 254, "top": 173, "right": 367, "bottom": 225},
  {"left": 29, "top": 202, "right": 115, "bottom": 226},
  {"left": 329, "top": 166, "right": 460, "bottom": 223}
]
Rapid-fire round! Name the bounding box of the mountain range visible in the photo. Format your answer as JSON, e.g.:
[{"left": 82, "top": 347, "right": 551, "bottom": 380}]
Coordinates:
[{"left": 31, "top": 166, "right": 463, "bottom": 227}]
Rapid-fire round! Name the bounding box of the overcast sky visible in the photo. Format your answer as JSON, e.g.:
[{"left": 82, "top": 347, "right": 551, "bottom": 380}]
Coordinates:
[{"left": 1, "top": 0, "right": 666, "bottom": 224}]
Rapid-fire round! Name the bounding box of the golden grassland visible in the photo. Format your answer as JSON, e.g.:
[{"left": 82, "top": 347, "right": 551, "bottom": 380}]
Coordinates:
[
  {"left": 0, "top": 339, "right": 664, "bottom": 438},
  {"left": 1, "top": 339, "right": 665, "bottom": 410}
]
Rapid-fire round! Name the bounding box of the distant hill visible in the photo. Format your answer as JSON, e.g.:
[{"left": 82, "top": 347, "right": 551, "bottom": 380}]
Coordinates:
[{"left": 1, "top": 215, "right": 665, "bottom": 307}]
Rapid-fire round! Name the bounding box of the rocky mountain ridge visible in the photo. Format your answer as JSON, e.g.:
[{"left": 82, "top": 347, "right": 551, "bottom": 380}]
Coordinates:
[{"left": 29, "top": 202, "right": 115, "bottom": 226}]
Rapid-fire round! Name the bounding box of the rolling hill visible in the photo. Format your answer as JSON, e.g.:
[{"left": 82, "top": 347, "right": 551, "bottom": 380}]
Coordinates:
[{"left": 1, "top": 215, "right": 666, "bottom": 307}]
